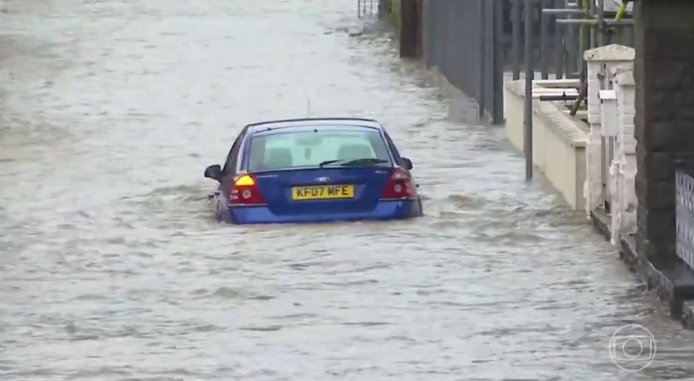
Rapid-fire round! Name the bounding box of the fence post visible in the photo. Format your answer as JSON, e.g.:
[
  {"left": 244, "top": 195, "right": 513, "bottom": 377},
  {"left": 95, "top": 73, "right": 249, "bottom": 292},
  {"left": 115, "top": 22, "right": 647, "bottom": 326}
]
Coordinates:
[
  {"left": 540, "top": 0, "right": 550, "bottom": 79},
  {"left": 399, "top": 0, "right": 419, "bottom": 58},
  {"left": 421, "top": 0, "right": 430, "bottom": 66},
  {"left": 554, "top": 0, "right": 565, "bottom": 78},
  {"left": 478, "top": 0, "right": 486, "bottom": 120},
  {"left": 524, "top": 0, "right": 535, "bottom": 180},
  {"left": 512, "top": 0, "right": 522, "bottom": 80},
  {"left": 416, "top": 0, "right": 423, "bottom": 56},
  {"left": 566, "top": 1, "right": 577, "bottom": 76},
  {"left": 492, "top": 0, "right": 505, "bottom": 124}
]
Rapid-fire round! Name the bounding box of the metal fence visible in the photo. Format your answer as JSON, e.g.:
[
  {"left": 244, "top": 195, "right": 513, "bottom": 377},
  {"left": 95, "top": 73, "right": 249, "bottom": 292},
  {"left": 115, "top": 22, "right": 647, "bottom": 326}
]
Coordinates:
[
  {"left": 426, "top": 0, "right": 633, "bottom": 180},
  {"left": 374, "top": 0, "right": 635, "bottom": 127},
  {"left": 677, "top": 170, "right": 694, "bottom": 270},
  {"left": 509, "top": 0, "right": 634, "bottom": 81},
  {"left": 422, "top": 0, "right": 505, "bottom": 124},
  {"left": 676, "top": 154, "right": 694, "bottom": 272}
]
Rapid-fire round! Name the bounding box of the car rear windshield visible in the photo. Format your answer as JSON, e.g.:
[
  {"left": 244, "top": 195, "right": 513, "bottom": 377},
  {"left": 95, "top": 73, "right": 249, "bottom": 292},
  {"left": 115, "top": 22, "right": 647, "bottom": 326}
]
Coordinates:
[{"left": 247, "top": 129, "right": 392, "bottom": 172}]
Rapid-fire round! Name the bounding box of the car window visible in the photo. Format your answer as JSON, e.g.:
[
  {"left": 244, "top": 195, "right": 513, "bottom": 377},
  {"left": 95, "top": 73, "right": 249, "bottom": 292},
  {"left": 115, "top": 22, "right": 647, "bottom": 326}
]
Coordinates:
[
  {"left": 383, "top": 132, "right": 403, "bottom": 162},
  {"left": 223, "top": 131, "right": 246, "bottom": 176},
  {"left": 247, "top": 129, "right": 391, "bottom": 172}
]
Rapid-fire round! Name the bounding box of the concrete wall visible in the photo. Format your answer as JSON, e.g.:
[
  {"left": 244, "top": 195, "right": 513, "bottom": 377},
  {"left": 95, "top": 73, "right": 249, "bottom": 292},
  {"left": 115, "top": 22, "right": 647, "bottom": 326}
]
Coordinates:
[{"left": 504, "top": 81, "right": 588, "bottom": 210}]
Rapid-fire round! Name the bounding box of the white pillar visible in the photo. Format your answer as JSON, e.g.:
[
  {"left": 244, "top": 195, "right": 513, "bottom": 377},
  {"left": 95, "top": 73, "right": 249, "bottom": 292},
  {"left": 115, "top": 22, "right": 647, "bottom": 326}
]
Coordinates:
[
  {"left": 582, "top": 44, "right": 635, "bottom": 220},
  {"left": 585, "top": 60, "right": 603, "bottom": 218},
  {"left": 600, "top": 89, "right": 620, "bottom": 245},
  {"left": 614, "top": 68, "right": 637, "bottom": 237}
]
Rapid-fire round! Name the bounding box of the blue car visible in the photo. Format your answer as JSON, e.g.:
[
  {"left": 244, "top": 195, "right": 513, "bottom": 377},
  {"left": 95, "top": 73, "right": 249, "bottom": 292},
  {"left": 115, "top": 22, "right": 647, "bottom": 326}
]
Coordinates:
[{"left": 203, "top": 117, "right": 423, "bottom": 224}]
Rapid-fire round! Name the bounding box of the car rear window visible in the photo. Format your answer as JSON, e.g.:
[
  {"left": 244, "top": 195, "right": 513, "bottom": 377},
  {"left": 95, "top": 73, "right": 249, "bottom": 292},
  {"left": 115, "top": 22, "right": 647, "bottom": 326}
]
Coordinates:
[{"left": 247, "top": 129, "right": 391, "bottom": 172}]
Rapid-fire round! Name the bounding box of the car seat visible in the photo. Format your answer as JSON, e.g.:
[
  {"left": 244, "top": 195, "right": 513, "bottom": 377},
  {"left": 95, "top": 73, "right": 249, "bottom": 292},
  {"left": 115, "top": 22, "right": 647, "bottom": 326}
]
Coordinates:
[
  {"left": 263, "top": 147, "right": 293, "bottom": 170},
  {"left": 337, "top": 144, "right": 374, "bottom": 160}
]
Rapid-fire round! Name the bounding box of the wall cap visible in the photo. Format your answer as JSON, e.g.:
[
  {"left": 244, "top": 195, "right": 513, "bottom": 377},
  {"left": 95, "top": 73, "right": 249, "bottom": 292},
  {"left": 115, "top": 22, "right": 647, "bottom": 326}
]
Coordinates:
[
  {"left": 583, "top": 44, "right": 635, "bottom": 62},
  {"left": 505, "top": 80, "right": 588, "bottom": 148}
]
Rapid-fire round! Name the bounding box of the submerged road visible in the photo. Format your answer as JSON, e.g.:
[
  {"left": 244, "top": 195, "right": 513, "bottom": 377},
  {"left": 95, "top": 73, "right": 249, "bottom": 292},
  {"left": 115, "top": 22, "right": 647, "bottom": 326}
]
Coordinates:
[{"left": 1, "top": 0, "right": 693, "bottom": 380}]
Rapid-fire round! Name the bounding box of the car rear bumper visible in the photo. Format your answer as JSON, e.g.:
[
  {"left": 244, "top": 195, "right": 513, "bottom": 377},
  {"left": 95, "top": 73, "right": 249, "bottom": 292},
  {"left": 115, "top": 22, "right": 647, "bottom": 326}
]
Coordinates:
[{"left": 229, "top": 200, "right": 422, "bottom": 224}]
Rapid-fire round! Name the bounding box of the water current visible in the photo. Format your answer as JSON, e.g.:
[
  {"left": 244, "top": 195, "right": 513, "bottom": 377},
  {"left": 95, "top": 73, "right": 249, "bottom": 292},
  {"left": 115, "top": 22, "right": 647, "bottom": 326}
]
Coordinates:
[{"left": 1, "top": 0, "right": 694, "bottom": 380}]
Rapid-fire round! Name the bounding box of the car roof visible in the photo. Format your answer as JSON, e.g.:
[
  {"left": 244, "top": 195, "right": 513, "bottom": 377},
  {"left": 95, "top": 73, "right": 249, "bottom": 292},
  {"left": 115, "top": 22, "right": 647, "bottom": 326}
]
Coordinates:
[{"left": 245, "top": 117, "right": 385, "bottom": 134}]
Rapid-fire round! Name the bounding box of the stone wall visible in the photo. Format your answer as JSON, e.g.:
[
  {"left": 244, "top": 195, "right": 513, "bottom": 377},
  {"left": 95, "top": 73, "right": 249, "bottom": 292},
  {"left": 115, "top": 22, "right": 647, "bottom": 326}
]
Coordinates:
[{"left": 634, "top": 0, "right": 694, "bottom": 262}]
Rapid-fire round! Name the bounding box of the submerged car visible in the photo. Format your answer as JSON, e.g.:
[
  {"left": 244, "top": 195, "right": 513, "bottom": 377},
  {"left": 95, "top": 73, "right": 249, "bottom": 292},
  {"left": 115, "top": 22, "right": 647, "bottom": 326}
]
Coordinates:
[{"left": 203, "top": 117, "right": 423, "bottom": 224}]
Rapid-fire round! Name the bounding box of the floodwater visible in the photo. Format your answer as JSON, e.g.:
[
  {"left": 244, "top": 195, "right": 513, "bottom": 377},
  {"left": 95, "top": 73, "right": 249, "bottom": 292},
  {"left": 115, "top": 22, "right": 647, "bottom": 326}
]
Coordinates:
[{"left": 1, "top": 0, "right": 693, "bottom": 380}]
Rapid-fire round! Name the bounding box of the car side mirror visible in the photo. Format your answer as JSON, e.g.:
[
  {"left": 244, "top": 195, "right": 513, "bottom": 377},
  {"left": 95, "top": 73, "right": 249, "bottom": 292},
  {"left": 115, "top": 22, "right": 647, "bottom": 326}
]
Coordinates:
[
  {"left": 204, "top": 164, "right": 222, "bottom": 181},
  {"left": 402, "top": 157, "right": 413, "bottom": 170}
]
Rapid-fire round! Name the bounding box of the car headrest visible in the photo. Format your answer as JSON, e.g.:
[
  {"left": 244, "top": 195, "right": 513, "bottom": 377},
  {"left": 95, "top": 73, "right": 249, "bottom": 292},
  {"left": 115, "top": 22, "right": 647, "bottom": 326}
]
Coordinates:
[
  {"left": 264, "top": 147, "right": 293, "bottom": 169},
  {"left": 337, "top": 144, "right": 373, "bottom": 160}
]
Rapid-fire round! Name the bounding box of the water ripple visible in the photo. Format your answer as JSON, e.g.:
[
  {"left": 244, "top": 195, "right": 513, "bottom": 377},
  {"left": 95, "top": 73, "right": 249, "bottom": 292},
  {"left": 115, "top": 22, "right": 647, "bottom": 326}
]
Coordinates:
[{"left": 1, "top": 0, "right": 693, "bottom": 380}]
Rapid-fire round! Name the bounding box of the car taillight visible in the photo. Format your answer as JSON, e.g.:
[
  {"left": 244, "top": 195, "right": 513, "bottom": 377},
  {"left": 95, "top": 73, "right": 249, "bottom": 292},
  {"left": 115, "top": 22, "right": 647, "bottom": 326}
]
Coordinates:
[
  {"left": 229, "top": 174, "right": 265, "bottom": 205},
  {"left": 380, "top": 167, "right": 417, "bottom": 200}
]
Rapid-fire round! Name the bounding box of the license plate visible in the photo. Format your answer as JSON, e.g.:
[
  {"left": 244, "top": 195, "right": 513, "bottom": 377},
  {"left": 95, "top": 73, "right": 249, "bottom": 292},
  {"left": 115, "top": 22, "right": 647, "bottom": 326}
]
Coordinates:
[{"left": 291, "top": 185, "right": 354, "bottom": 200}]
